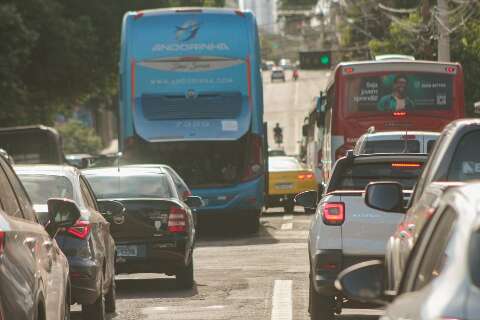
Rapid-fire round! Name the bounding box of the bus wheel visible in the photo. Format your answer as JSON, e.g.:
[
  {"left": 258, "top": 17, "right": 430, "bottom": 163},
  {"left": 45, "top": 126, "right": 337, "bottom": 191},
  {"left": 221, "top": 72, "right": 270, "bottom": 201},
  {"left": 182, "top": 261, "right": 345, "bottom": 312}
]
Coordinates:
[{"left": 245, "top": 211, "right": 260, "bottom": 234}]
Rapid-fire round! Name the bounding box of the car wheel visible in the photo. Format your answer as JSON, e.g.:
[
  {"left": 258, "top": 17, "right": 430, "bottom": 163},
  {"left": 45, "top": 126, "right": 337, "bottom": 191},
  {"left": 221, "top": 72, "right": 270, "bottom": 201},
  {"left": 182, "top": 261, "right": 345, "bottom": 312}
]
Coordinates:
[
  {"left": 176, "top": 258, "right": 194, "bottom": 289},
  {"left": 105, "top": 277, "right": 116, "bottom": 314},
  {"left": 284, "top": 203, "right": 294, "bottom": 213},
  {"left": 82, "top": 276, "right": 106, "bottom": 320},
  {"left": 309, "top": 273, "right": 335, "bottom": 320}
]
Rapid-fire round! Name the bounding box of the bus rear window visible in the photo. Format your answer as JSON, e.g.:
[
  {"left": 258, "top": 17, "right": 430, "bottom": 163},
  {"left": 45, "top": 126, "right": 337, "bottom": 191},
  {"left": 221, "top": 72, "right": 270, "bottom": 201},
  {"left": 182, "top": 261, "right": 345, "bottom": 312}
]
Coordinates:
[
  {"left": 332, "top": 162, "right": 423, "bottom": 191},
  {"left": 345, "top": 73, "right": 454, "bottom": 113}
]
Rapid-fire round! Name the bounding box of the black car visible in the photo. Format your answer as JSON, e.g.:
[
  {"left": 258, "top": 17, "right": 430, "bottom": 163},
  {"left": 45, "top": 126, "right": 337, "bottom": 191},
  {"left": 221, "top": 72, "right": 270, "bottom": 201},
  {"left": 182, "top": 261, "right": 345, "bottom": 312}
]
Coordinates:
[
  {"left": 16, "top": 165, "right": 123, "bottom": 320},
  {"left": 83, "top": 166, "right": 202, "bottom": 289},
  {"left": 0, "top": 154, "right": 79, "bottom": 320}
]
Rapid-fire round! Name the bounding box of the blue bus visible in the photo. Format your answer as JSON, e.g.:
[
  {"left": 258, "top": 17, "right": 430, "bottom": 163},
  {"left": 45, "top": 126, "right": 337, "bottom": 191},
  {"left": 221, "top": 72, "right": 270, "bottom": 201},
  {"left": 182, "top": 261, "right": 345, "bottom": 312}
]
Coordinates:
[{"left": 119, "top": 8, "right": 266, "bottom": 230}]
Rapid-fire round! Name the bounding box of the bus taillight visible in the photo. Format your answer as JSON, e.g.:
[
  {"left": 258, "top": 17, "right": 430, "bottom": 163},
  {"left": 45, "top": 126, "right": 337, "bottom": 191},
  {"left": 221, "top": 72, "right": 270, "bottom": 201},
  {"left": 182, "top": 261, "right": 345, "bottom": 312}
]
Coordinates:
[
  {"left": 393, "top": 111, "right": 407, "bottom": 117},
  {"left": 242, "top": 135, "right": 263, "bottom": 182}
]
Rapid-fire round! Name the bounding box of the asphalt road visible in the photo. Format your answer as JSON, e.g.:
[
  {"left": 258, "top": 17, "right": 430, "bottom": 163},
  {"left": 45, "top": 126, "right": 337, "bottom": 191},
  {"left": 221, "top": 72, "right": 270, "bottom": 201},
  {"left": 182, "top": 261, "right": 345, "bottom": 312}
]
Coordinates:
[
  {"left": 71, "top": 209, "right": 383, "bottom": 320},
  {"left": 263, "top": 70, "right": 330, "bottom": 155}
]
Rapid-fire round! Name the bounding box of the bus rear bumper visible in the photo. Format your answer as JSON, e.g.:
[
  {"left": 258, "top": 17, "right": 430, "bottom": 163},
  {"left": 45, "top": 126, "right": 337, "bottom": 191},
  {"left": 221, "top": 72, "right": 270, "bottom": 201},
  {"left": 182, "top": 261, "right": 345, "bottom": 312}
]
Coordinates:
[{"left": 192, "top": 177, "right": 264, "bottom": 215}]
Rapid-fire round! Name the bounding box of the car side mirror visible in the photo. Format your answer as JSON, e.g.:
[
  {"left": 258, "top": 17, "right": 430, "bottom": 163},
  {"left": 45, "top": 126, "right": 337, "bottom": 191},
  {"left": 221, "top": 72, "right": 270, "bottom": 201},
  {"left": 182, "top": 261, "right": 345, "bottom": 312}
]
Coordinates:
[
  {"left": 365, "top": 182, "right": 405, "bottom": 213},
  {"left": 46, "top": 198, "right": 81, "bottom": 237},
  {"left": 294, "top": 190, "right": 318, "bottom": 209},
  {"left": 185, "top": 196, "right": 203, "bottom": 209},
  {"left": 97, "top": 200, "right": 126, "bottom": 222},
  {"left": 335, "top": 260, "right": 391, "bottom": 305}
]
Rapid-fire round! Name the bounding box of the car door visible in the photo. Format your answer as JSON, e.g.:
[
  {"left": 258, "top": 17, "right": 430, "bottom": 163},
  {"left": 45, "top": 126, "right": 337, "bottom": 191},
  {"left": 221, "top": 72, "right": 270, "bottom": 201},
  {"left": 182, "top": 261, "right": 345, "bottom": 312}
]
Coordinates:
[
  {"left": 0, "top": 160, "right": 55, "bottom": 320},
  {"left": 80, "top": 176, "right": 115, "bottom": 288},
  {"left": 383, "top": 206, "right": 457, "bottom": 320}
]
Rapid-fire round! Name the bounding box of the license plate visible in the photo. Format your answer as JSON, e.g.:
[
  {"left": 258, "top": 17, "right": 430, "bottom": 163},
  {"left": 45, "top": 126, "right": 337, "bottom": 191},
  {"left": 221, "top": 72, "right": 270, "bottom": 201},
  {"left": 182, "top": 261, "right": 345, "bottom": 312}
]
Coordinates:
[
  {"left": 275, "top": 183, "right": 293, "bottom": 190},
  {"left": 116, "top": 245, "right": 138, "bottom": 257}
]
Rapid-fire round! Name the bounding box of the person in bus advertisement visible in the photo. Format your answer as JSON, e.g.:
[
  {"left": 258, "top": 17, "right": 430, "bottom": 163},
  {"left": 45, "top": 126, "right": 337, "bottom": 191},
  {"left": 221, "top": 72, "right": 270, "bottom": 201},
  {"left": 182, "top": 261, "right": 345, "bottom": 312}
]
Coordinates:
[
  {"left": 347, "top": 73, "right": 452, "bottom": 113},
  {"left": 377, "top": 74, "right": 415, "bottom": 111}
]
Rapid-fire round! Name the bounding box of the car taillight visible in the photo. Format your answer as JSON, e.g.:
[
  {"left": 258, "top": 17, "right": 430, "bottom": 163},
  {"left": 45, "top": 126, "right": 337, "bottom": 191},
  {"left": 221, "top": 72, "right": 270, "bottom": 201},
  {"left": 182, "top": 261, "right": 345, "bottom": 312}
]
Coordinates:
[
  {"left": 391, "top": 162, "right": 422, "bottom": 169},
  {"left": 242, "top": 135, "right": 263, "bottom": 181},
  {"left": 298, "top": 173, "right": 314, "bottom": 180},
  {"left": 67, "top": 221, "right": 91, "bottom": 240},
  {"left": 0, "top": 231, "right": 5, "bottom": 255},
  {"left": 168, "top": 207, "right": 187, "bottom": 233},
  {"left": 322, "top": 202, "right": 345, "bottom": 225},
  {"left": 393, "top": 111, "right": 407, "bottom": 117}
]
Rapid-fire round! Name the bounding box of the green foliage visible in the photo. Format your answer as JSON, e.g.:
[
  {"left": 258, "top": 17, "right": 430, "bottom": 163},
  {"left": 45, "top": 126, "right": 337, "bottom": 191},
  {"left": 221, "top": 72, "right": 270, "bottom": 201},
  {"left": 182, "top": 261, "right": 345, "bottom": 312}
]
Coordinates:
[
  {"left": 0, "top": 0, "right": 224, "bottom": 127},
  {"left": 57, "top": 121, "right": 103, "bottom": 154},
  {"left": 278, "top": 0, "right": 317, "bottom": 9}
]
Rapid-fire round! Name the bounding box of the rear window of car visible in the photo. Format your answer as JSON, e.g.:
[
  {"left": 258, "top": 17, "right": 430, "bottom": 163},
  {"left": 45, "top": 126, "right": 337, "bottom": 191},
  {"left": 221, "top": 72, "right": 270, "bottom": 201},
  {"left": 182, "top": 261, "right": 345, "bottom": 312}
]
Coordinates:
[
  {"left": 86, "top": 173, "right": 173, "bottom": 199},
  {"left": 447, "top": 131, "right": 480, "bottom": 181},
  {"left": 269, "top": 157, "right": 302, "bottom": 171},
  {"left": 19, "top": 174, "right": 74, "bottom": 205},
  {"left": 362, "top": 140, "right": 420, "bottom": 153},
  {"left": 330, "top": 161, "right": 423, "bottom": 191}
]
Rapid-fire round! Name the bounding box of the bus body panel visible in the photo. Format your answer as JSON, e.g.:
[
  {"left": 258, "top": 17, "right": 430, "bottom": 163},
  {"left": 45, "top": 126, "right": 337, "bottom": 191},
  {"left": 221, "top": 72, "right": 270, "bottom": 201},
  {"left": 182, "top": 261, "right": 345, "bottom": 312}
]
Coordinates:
[
  {"left": 320, "top": 60, "right": 465, "bottom": 182},
  {"left": 119, "top": 8, "right": 265, "bottom": 215}
]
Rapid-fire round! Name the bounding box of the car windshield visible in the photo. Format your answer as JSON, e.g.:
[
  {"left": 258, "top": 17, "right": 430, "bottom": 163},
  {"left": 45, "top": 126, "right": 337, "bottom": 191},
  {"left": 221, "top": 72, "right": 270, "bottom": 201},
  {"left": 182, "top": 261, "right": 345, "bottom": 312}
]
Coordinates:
[
  {"left": 19, "top": 174, "right": 74, "bottom": 205},
  {"left": 85, "top": 173, "right": 173, "bottom": 199},
  {"left": 332, "top": 161, "right": 423, "bottom": 191},
  {"left": 269, "top": 157, "right": 303, "bottom": 171},
  {"left": 447, "top": 131, "right": 480, "bottom": 181}
]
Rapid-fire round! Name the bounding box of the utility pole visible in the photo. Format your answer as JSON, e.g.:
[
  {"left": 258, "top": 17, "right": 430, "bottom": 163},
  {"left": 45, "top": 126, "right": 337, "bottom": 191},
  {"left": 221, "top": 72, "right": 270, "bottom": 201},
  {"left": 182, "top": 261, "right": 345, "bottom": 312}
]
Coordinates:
[{"left": 437, "top": 0, "right": 451, "bottom": 61}]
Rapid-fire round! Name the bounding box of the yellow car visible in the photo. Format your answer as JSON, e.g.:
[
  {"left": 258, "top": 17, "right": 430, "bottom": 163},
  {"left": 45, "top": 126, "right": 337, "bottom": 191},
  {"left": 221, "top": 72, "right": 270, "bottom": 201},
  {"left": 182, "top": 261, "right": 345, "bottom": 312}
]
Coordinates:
[{"left": 267, "top": 156, "right": 316, "bottom": 212}]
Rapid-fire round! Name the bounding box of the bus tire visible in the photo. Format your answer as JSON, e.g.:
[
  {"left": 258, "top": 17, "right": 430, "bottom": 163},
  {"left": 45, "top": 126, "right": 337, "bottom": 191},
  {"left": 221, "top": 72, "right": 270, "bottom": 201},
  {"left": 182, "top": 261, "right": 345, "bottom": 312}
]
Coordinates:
[{"left": 245, "top": 211, "right": 260, "bottom": 234}]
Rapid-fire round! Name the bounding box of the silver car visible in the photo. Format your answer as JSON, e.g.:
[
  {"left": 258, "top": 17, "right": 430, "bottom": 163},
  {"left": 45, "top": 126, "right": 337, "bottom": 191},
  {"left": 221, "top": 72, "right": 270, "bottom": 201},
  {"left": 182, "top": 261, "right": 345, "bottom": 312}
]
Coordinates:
[{"left": 336, "top": 182, "right": 480, "bottom": 320}]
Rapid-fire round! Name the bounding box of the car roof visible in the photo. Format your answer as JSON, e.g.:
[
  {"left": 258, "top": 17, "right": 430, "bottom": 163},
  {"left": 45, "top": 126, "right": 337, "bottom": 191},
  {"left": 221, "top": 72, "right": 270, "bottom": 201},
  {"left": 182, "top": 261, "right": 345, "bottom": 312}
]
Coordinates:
[
  {"left": 359, "top": 131, "right": 440, "bottom": 141},
  {"left": 15, "top": 164, "right": 81, "bottom": 179},
  {"left": 83, "top": 166, "right": 167, "bottom": 176}
]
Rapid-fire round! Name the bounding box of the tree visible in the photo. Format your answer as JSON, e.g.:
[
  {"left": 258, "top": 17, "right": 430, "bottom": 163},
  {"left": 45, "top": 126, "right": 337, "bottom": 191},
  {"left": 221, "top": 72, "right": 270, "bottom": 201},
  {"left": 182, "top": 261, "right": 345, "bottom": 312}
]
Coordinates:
[{"left": 57, "top": 121, "right": 103, "bottom": 154}]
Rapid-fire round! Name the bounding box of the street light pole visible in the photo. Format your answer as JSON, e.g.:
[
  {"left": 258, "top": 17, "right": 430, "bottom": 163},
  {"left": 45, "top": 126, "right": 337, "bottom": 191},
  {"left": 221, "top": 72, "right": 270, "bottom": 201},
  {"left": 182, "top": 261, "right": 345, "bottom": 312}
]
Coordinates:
[{"left": 437, "top": 0, "right": 450, "bottom": 62}]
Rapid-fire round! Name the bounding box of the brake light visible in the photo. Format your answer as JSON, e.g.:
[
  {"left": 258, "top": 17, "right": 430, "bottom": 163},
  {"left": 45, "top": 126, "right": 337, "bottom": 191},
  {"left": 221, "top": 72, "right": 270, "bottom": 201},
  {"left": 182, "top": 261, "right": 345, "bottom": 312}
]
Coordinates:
[
  {"left": 393, "top": 111, "right": 407, "bottom": 117},
  {"left": 0, "top": 231, "right": 4, "bottom": 255},
  {"left": 445, "top": 66, "right": 456, "bottom": 73},
  {"left": 322, "top": 202, "right": 345, "bottom": 225},
  {"left": 133, "top": 12, "right": 144, "bottom": 20},
  {"left": 242, "top": 135, "right": 263, "bottom": 181},
  {"left": 344, "top": 67, "right": 354, "bottom": 74},
  {"left": 67, "top": 221, "right": 91, "bottom": 239},
  {"left": 391, "top": 163, "right": 421, "bottom": 168},
  {"left": 168, "top": 207, "right": 187, "bottom": 233},
  {"left": 298, "top": 173, "right": 314, "bottom": 180}
]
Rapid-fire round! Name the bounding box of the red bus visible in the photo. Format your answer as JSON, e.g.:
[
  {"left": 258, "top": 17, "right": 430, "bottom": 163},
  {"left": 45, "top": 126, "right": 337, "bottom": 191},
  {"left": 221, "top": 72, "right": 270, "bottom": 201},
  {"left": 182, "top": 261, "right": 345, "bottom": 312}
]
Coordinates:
[{"left": 318, "top": 59, "right": 465, "bottom": 184}]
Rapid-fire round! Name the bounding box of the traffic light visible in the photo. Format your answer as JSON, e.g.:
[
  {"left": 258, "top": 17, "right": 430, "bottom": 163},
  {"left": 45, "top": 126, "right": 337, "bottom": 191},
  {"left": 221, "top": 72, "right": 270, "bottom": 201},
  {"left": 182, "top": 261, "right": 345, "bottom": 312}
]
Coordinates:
[{"left": 299, "top": 51, "right": 332, "bottom": 69}]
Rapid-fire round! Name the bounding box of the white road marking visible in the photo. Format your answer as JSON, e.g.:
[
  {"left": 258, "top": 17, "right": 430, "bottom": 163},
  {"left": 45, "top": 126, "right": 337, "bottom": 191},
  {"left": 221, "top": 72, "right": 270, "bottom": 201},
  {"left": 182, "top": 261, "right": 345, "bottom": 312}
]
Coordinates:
[
  {"left": 283, "top": 214, "right": 293, "bottom": 220},
  {"left": 271, "top": 280, "right": 292, "bottom": 320},
  {"left": 142, "top": 305, "right": 226, "bottom": 314},
  {"left": 281, "top": 223, "right": 293, "bottom": 230}
]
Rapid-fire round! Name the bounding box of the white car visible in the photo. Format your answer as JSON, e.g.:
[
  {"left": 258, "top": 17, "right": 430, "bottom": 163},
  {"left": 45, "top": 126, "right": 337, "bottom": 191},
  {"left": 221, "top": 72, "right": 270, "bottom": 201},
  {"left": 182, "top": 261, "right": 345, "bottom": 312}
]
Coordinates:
[
  {"left": 354, "top": 130, "right": 439, "bottom": 155},
  {"left": 270, "top": 67, "right": 286, "bottom": 82},
  {"left": 295, "top": 152, "right": 427, "bottom": 319}
]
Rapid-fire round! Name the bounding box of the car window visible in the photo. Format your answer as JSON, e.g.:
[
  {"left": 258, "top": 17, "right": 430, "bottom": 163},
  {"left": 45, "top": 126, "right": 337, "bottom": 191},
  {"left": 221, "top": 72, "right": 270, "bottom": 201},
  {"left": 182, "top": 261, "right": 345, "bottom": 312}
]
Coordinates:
[
  {"left": 412, "top": 207, "right": 457, "bottom": 291},
  {"left": 86, "top": 173, "right": 173, "bottom": 199},
  {"left": 330, "top": 161, "right": 423, "bottom": 191},
  {"left": 447, "top": 131, "right": 480, "bottom": 181},
  {"left": 426, "top": 140, "right": 436, "bottom": 153},
  {"left": 80, "top": 178, "right": 96, "bottom": 210},
  {"left": 0, "top": 164, "right": 22, "bottom": 218},
  {"left": 164, "top": 167, "right": 190, "bottom": 197},
  {"left": 19, "top": 174, "right": 74, "bottom": 205},
  {"left": 362, "top": 140, "right": 420, "bottom": 154},
  {"left": 3, "top": 168, "right": 36, "bottom": 221},
  {"left": 468, "top": 230, "right": 480, "bottom": 288}
]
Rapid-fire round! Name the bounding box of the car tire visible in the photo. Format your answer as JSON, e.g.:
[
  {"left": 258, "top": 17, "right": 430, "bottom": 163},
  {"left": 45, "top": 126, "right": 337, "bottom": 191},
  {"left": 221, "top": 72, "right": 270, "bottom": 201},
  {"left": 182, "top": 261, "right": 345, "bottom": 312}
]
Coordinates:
[
  {"left": 284, "top": 203, "right": 294, "bottom": 213},
  {"left": 176, "top": 258, "right": 194, "bottom": 289},
  {"left": 82, "top": 276, "right": 106, "bottom": 320},
  {"left": 105, "top": 277, "right": 116, "bottom": 314},
  {"left": 309, "top": 274, "right": 335, "bottom": 320}
]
